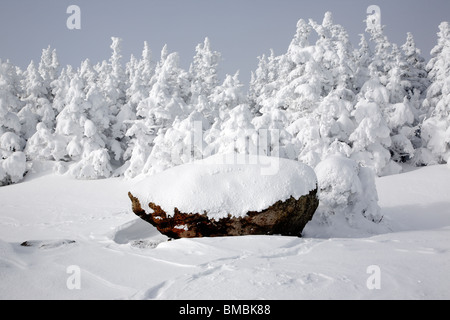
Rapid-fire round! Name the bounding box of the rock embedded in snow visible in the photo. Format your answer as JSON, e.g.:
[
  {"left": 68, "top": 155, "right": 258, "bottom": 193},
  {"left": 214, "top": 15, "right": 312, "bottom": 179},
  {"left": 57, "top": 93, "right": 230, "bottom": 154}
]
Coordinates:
[
  {"left": 20, "top": 239, "right": 76, "bottom": 249},
  {"left": 128, "top": 154, "right": 319, "bottom": 238}
]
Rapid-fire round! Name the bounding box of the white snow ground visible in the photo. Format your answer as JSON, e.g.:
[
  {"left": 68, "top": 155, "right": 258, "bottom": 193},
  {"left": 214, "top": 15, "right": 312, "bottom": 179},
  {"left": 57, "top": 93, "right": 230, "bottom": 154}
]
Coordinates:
[{"left": 0, "top": 164, "right": 449, "bottom": 300}]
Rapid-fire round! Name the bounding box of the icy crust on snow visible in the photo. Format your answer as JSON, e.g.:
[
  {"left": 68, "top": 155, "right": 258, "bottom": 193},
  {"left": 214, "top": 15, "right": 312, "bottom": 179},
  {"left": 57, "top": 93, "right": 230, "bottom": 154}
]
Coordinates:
[{"left": 130, "top": 153, "right": 317, "bottom": 220}]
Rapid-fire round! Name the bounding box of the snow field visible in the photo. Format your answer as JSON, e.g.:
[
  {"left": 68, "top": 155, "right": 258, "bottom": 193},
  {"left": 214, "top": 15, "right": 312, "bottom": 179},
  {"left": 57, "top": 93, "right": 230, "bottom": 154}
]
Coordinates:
[{"left": 0, "top": 164, "right": 449, "bottom": 300}]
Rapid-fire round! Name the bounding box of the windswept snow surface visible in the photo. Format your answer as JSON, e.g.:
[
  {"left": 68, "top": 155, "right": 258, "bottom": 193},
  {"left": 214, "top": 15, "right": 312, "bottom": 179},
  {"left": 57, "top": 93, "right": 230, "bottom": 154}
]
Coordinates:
[
  {"left": 0, "top": 163, "right": 449, "bottom": 299},
  {"left": 130, "top": 153, "right": 317, "bottom": 219}
]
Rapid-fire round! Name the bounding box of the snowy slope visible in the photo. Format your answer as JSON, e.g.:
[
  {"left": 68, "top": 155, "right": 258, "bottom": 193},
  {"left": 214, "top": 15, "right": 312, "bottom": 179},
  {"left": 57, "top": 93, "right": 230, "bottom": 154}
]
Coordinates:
[{"left": 0, "top": 164, "right": 449, "bottom": 300}]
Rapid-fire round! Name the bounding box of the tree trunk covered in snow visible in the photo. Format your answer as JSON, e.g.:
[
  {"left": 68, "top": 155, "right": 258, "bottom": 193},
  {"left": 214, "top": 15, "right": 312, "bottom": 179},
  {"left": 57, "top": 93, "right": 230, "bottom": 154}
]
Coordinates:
[{"left": 128, "top": 189, "right": 319, "bottom": 239}]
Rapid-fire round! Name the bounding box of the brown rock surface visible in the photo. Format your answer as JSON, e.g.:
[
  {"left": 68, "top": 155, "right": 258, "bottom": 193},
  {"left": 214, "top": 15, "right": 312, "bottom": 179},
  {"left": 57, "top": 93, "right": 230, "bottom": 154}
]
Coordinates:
[{"left": 128, "top": 189, "right": 319, "bottom": 239}]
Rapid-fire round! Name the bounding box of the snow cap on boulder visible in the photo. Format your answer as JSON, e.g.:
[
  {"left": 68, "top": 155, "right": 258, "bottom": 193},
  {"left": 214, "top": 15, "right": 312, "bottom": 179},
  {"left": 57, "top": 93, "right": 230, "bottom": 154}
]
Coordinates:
[{"left": 130, "top": 153, "right": 318, "bottom": 220}]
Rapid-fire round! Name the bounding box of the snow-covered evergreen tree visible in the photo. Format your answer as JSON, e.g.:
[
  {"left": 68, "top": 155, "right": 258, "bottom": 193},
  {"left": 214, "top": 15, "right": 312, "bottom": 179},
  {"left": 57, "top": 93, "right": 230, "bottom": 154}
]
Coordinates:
[
  {"left": 209, "top": 72, "right": 246, "bottom": 123},
  {"left": 362, "top": 14, "right": 426, "bottom": 169},
  {"left": 316, "top": 86, "right": 356, "bottom": 154},
  {"left": 287, "top": 116, "right": 323, "bottom": 167},
  {"left": 25, "top": 122, "right": 65, "bottom": 161},
  {"left": 279, "top": 18, "right": 320, "bottom": 120},
  {"left": 401, "top": 32, "right": 430, "bottom": 99},
  {"left": 0, "top": 59, "right": 22, "bottom": 138},
  {"left": 124, "top": 42, "right": 154, "bottom": 116},
  {"left": 54, "top": 73, "right": 87, "bottom": 160},
  {"left": 38, "top": 46, "right": 59, "bottom": 101},
  {"left": 80, "top": 60, "right": 113, "bottom": 157},
  {"left": 124, "top": 48, "right": 190, "bottom": 178},
  {"left": 253, "top": 106, "right": 294, "bottom": 159},
  {"left": 419, "top": 22, "right": 450, "bottom": 164},
  {"left": 211, "top": 104, "right": 258, "bottom": 155},
  {"left": 19, "top": 60, "right": 54, "bottom": 139},
  {"left": 68, "top": 118, "right": 112, "bottom": 179},
  {"left": 123, "top": 119, "right": 153, "bottom": 179},
  {"left": 311, "top": 155, "right": 383, "bottom": 236},
  {"left": 142, "top": 51, "right": 189, "bottom": 130},
  {"left": 52, "top": 69, "right": 113, "bottom": 179},
  {"left": 365, "top": 11, "right": 392, "bottom": 85},
  {"left": 100, "top": 38, "right": 128, "bottom": 162},
  {"left": 354, "top": 34, "right": 372, "bottom": 93},
  {"left": 187, "top": 38, "right": 221, "bottom": 126},
  {"left": 249, "top": 49, "right": 282, "bottom": 117},
  {"left": 51, "top": 66, "right": 75, "bottom": 114},
  {"left": 0, "top": 150, "right": 27, "bottom": 186},
  {"left": 385, "top": 45, "right": 411, "bottom": 104},
  {"left": 0, "top": 13, "right": 447, "bottom": 184},
  {"left": 349, "top": 69, "right": 401, "bottom": 176},
  {"left": 190, "top": 38, "right": 221, "bottom": 103},
  {"left": 383, "top": 56, "right": 418, "bottom": 162},
  {"left": 146, "top": 111, "right": 209, "bottom": 174},
  {"left": 108, "top": 37, "right": 127, "bottom": 109},
  {"left": 0, "top": 60, "right": 27, "bottom": 185}
]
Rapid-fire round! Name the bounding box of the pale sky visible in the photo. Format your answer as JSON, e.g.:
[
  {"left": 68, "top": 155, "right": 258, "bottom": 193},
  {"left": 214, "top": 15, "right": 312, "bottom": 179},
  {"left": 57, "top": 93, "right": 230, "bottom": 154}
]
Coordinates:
[{"left": 1, "top": 0, "right": 449, "bottom": 85}]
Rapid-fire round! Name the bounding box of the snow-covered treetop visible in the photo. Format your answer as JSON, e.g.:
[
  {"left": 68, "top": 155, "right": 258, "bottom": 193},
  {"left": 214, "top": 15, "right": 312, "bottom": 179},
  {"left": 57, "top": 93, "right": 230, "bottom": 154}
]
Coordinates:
[{"left": 1, "top": 12, "right": 449, "bottom": 186}]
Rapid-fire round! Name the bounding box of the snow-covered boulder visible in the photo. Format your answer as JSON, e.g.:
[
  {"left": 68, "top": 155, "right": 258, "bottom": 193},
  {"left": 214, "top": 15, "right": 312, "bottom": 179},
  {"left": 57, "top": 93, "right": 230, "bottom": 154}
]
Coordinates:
[{"left": 128, "top": 153, "right": 319, "bottom": 238}]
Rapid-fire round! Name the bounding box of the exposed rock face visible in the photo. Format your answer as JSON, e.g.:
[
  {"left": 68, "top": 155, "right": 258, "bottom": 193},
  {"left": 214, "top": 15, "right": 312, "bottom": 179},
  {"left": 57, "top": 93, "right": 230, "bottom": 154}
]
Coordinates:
[{"left": 128, "top": 189, "right": 319, "bottom": 239}]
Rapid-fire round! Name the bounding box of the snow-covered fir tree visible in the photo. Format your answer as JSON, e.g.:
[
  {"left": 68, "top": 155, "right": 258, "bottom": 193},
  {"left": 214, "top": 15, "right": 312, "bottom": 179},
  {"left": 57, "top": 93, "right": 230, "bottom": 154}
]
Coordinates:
[
  {"left": 190, "top": 38, "right": 221, "bottom": 102},
  {"left": 188, "top": 38, "right": 221, "bottom": 126},
  {"left": 118, "top": 42, "right": 155, "bottom": 175},
  {"left": 124, "top": 47, "right": 190, "bottom": 178},
  {"left": 211, "top": 104, "right": 258, "bottom": 155},
  {"left": 248, "top": 49, "right": 282, "bottom": 116},
  {"left": 19, "top": 60, "right": 54, "bottom": 140},
  {"left": 54, "top": 73, "right": 87, "bottom": 161},
  {"left": 419, "top": 22, "right": 450, "bottom": 165},
  {"left": 401, "top": 32, "right": 430, "bottom": 100},
  {"left": 146, "top": 111, "right": 209, "bottom": 174},
  {"left": 349, "top": 69, "right": 400, "bottom": 176},
  {"left": 210, "top": 72, "right": 246, "bottom": 122},
  {"left": 1, "top": 11, "right": 449, "bottom": 186},
  {"left": 0, "top": 60, "right": 22, "bottom": 138},
  {"left": 360, "top": 13, "right": 425, "bottom": 169},
  {"left": 0, "top": 59, "right": 27, "bottom": 185},
  {"left": 253, "top": 106, "right": 294, "bottom": 160},
  {"left": 38, "top": 46, "right": 59, "bottom": 101},
  {"left": 354, "top": 34, "right": 372, "bottom": 93},
  {"left": 25, "top": 122, "right": 66, "bottom": 162}
]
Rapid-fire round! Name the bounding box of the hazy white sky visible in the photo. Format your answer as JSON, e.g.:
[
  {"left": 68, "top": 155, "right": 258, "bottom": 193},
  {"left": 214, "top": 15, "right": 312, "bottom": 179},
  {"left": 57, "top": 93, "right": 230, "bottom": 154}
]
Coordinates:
[{"left": 1, "top": 0, "right": 449, "bottom": 85}]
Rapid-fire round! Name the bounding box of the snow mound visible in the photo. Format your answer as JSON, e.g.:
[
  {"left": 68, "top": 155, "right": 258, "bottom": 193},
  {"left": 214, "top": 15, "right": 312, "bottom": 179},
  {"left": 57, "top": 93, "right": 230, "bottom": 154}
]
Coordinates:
[
  {"left": 110, "top": 218, "right": 166, "bottom": 245},
  {"left": 304, "top": 155, "right": 385, "bottom": 238},
  {"left": 130, "top": 153, "right": 317, "bottom": 220}
]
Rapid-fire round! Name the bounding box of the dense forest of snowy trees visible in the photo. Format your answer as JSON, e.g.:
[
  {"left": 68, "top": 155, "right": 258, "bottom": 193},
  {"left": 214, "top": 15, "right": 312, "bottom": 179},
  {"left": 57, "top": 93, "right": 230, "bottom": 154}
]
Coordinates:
[{"left": 1, "top": 12, "right": 449, "bottom": 185}]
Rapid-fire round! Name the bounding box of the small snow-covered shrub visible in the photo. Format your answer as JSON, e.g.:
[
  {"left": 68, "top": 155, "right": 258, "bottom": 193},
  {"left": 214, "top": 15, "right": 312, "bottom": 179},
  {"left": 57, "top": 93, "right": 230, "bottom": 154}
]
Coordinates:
[
  {"left": 304, "top": 155, "right": 384, "bottom": 237},
  {"left": 0, "top": 132, "right": 24, "bottom": 152},
  {"left": 68, "top": 149, "right": 112, "bottom": 180},
  {"left": 25, "top": 123, "right": 67, "bottom": 161},
  {"left": 1, "top": 152, "right": 27, "bottom": 185}
]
